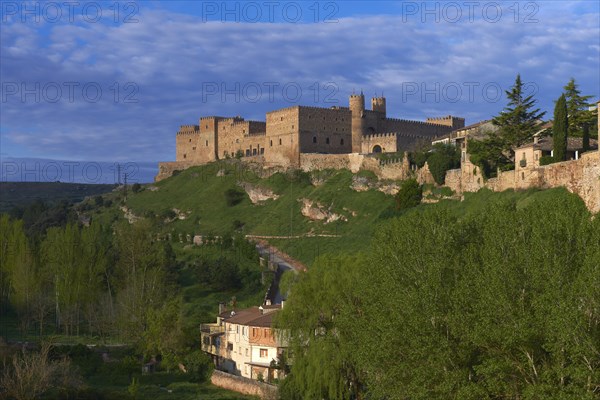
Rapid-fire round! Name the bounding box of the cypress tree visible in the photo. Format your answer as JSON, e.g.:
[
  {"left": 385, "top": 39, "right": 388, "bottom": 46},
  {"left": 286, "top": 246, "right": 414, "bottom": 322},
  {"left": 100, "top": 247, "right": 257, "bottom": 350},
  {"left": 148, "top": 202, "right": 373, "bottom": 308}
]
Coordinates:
[
  {"left": 553, "top": 94, "right": 568, "bottom": 161},
  {"left": 582, "top": 123, "right": 590, "bottom": 152}
]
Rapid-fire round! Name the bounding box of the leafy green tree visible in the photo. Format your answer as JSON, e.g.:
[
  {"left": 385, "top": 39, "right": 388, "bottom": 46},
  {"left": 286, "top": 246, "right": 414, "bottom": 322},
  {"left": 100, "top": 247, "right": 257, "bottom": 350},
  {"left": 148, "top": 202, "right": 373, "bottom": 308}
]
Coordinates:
[
  {"left": 426, "top": 143, "right": 461, "bottom": 185},
  {"left": 553, "top": 94, "right": 568, "bottom": 161},
  {"left": 114, "top": 220, "right": 168, "bottom": 340},
  {"left": 277, "top": 255, "right": 365, "bottom": 400},
  {"left": 395, "top": 179, "right": 422, "bottom": 210}
]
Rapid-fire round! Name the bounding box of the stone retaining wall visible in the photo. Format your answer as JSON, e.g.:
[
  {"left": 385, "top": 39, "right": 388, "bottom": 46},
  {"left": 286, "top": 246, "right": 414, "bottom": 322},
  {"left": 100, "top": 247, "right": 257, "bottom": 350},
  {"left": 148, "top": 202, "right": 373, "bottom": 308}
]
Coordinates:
[{"left": 211, "top": 370, "right": 278, "bottom": 400}]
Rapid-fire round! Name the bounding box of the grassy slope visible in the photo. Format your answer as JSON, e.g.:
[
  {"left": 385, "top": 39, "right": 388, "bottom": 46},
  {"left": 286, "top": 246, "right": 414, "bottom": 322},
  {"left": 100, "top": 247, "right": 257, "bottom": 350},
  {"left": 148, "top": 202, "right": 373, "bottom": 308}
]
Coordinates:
[
  {"left": 109, "top": 160, "right": 580, "bottom": 266},
  {"left": 0, "top": 182, "right": 116, "bottom": 212},
  {"left": 120, "top": 161, "right": 395, "bottom": 265}
]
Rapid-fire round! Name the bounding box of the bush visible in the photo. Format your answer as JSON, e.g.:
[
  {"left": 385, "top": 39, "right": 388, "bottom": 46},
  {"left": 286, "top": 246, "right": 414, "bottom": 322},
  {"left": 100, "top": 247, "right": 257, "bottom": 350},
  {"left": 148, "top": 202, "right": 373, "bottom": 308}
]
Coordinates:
[
  {"left": 94, "top": 195, "right": 104, "bottom": 207},
  {"left": 395, "top": 179, "right": 422, "bottom": 211},
  {"left": 540, "top": 155, "right": 555, "bottom": 166},
  {"left": 131, "top": 183, "right": 142, "bottom": 193},
  {"left": 183, "top": 351, "right": 213, "bottom": 383},
  {"left": 224, "top": 188, "right": 245, "bottom": 207}
]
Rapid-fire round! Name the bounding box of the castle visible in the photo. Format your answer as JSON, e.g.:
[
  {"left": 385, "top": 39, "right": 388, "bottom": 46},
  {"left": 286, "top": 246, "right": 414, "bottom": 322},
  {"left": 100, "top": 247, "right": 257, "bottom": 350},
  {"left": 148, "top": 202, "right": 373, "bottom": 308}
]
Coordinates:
[{"left": 157, "top": 93, "right": 465, "bottom": 179}]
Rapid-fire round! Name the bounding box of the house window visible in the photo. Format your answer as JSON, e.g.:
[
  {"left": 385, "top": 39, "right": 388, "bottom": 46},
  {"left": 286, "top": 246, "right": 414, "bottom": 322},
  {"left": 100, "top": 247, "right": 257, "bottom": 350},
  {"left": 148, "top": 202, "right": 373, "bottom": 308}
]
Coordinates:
[
  {"left": 260, "top": 348, "right": 268, "bottom": 358},
  {"left": 326, "top": 137, "right": 330, "bottom": 144},
  {"left": 246, "top": 348, "right": 249, "bottom": 356},
  {"left": 260, "top": 148, "right": 264, "bottom": 155},
  {"left": 246, "top": 149, "right": 250, "bottom": 156},
  {"left": 227, "top": 342, "right": 233, "bottom": 351},
  {"left": 313, "top": 136, "right": 317, "bottom": 144},
  {"left": 253, "top": 148, "right": 257, "bottom": 156}
]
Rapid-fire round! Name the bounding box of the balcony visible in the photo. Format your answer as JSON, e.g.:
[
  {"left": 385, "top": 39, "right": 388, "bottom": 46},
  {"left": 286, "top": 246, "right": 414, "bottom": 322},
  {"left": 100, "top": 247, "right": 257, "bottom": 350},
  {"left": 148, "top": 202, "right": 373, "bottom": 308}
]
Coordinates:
[{"left": 200, "top": 324, "right": 225, "bottom": 355}]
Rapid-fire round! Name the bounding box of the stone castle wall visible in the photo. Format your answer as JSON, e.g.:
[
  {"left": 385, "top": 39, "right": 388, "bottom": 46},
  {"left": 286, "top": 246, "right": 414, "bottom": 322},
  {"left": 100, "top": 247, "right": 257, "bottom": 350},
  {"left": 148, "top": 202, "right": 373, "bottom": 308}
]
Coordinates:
[{"left": 447, "top": 150, "right": 600, "bottom": 213}]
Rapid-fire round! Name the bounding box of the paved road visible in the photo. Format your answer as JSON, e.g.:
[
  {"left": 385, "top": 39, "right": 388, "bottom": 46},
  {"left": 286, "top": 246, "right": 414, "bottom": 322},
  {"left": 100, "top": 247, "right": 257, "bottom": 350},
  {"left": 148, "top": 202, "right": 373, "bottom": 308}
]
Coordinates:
[{"left": 254, "top": 243, "right": 303, "bottom": 304}]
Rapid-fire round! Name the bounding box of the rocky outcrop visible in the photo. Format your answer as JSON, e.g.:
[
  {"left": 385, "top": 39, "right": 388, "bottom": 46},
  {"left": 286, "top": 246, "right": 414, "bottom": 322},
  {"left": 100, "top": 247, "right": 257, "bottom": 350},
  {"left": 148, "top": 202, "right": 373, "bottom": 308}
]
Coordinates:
[
  {"left": 238, "top": 182, "right": 279, "bottom": 204},
  {"left": 300, "top": 199, "right": 348, "bottom": 224}
]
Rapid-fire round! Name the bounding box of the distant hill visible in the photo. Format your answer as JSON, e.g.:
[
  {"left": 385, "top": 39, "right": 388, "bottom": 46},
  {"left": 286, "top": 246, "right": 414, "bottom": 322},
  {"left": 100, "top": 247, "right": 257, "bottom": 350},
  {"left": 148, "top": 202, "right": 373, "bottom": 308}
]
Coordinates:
[{"left": 0, "top": 182, "right": 117, "bottom": 213}]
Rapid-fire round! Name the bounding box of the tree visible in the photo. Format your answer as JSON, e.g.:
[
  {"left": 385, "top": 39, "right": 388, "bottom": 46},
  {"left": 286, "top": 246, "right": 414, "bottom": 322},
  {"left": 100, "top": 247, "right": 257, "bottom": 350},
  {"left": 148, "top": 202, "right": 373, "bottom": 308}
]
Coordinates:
[
  {"left": 483, "top": 74, "right": 546, "bottom": 167},
  {"left": 553, "top": 94, "right": 568, "bottom": 161},
  {"left": 563, "top": 78, "right": 595, "bottom": 138},
  {"left": 426, "top": 143, "right": 461, "bottom": 185},
  {"left": 0, "top": 342, "right": 83, "bottom": 400},
  {"left": 395, "top": 179, "right": 422, "bottom": 211}
]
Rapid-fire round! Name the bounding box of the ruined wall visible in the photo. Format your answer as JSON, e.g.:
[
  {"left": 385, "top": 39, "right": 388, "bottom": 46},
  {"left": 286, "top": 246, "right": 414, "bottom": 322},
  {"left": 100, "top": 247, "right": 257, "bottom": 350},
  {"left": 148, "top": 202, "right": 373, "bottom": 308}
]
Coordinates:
[
  {"left": 447, "top": 150, "right": 600, "bottom": 213},
  {"left": 297, "top": 106, "right": 352, "bottom": 154},
  {"left": 211, "top": 370, "right": 278, "bottom": 400},
  {"left": 155, "top": 161, "right": 200, "bottom": 182}
]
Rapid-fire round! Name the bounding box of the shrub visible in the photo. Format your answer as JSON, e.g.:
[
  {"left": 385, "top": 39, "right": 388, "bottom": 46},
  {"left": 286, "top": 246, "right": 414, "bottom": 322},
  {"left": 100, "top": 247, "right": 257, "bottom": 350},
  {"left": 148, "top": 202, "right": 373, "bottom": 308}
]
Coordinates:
[
  {"left": 131, "top": 183, "right": 142, "bottom": 193},
  {"left": 395, "top": 179, "right": 422, "bottom": 211},
  {"left": 224, "top": 188, "right": 245, "bottom": 207},
  {"left": 540, "top": 156, "right": 555, "bottom": 166},
  {"left": 183, "top": 350, "right": 213, "bottom": 383},
  {"left": 94, "top": 195, "right": 104, "bottom": 207}
]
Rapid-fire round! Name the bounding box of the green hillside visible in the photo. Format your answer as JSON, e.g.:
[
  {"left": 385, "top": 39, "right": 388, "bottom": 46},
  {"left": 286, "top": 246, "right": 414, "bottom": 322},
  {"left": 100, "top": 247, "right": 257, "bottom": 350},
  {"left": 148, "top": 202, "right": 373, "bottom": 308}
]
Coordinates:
[{"left": 90, "top": 160, "right": 574, "bottom": 266}]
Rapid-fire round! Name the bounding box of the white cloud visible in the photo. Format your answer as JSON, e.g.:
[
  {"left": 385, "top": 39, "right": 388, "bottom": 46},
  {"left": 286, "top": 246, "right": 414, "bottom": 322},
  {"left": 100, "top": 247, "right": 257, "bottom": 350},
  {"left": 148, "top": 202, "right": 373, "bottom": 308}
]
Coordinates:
[{"left": 1, "top": 4, "right": 598, "bottom": 161}]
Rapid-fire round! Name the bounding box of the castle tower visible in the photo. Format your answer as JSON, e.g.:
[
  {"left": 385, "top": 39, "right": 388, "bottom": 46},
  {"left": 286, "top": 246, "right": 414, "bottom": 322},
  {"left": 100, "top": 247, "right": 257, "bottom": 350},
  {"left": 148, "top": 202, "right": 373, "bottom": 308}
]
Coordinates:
[
  {"left": 350, "top": 92, "right": 366, "bottom": 153},
  {"left": 371, "top": 96, "right": 386, "bottom": 118}
]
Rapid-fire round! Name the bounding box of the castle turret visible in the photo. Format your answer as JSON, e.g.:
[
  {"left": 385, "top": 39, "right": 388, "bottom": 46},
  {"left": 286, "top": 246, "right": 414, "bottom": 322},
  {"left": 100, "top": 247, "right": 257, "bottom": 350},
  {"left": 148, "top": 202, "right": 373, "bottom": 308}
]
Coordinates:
[
  {"left": 350, "top": 92, "right": 365, "bottom": 153},
  {"left": 371, "top": 96, "right": 386, "bottom": 118}
]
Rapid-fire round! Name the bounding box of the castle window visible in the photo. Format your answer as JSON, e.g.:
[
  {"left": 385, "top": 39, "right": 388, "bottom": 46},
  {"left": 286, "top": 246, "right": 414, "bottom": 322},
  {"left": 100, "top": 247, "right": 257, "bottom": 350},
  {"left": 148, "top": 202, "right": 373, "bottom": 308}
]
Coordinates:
[
  {"left": 223, "top": 126, "right": 225, "bottom": 130},
  {"left": 292, "top": 125, "right": 294, "bottom": 129},
  {"left": 236, "top": 139, "right": 239, "bottom": 143},
  {"left": 189, "top": 139, "right": 192, "bottom": 143},
  {"left": 340, "top": 138, "right": 344, "bottom": 145},
  {"left": 279, "top": 138, "right": 282, "bottom": 145},
  {"left": 206, "top": 140, "right": 209, "bottom": 146},
  {"left": 183, "top": 154, "right": 186, "bottom": 159},
  {"left": 192, "top": 146, "right": 196, "bottom": 150},
  {"left": 205, "top": 125, "right": 208, "bottom": 129},
  {"left": 243, "top": 129, "right": 246, "bottom": 134},
  {"left": 326, "top": 137, "right": 330, "bottom": 145},
  {"left": 313, "top": 136, "right": 317, "bottom": 144},
  {"left": 280, "top": 117, "right": 283, "bottom": 121},
  {"left": 270, "top": 140, "right": 273, "bottom": 147}
]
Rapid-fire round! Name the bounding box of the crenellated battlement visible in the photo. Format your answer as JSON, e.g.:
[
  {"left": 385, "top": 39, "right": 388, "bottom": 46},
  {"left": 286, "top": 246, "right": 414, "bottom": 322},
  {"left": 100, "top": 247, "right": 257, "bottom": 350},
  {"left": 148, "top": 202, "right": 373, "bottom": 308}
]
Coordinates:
[{"left": 364, "top": 132, "right": 397, "bottom": 139}]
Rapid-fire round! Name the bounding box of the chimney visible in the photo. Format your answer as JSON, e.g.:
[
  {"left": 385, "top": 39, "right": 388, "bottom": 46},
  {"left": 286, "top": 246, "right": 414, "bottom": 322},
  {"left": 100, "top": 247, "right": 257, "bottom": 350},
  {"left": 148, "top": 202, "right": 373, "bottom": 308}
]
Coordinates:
[
  {"left": 534, "top": 135, "right": 539, "bottom": 144},
  {"left": 218, "top": 302, "right": 226, "bottom": 314}
]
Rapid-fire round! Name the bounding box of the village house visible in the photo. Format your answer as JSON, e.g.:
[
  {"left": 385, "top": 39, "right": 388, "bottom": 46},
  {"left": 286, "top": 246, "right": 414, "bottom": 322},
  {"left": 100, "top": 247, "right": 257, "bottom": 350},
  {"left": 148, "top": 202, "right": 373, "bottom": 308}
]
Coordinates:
[{"left": 200, "top": 302, "right": 287, "bottom": 383}]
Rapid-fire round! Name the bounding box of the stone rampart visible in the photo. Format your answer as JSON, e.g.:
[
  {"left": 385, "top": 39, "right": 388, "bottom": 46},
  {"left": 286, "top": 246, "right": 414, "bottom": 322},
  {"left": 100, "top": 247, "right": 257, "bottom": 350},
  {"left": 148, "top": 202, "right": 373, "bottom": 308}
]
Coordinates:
[{"left": 210, "top": 370, "right": 278, "bottom": 400}]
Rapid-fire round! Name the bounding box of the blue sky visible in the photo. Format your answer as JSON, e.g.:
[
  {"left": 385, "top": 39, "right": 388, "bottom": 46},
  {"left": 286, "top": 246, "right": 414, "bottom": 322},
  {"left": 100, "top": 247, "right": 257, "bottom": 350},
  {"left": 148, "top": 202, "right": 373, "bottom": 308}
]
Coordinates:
[{"left": 1, "top": 0, "right": 599, "bottom": 169}]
